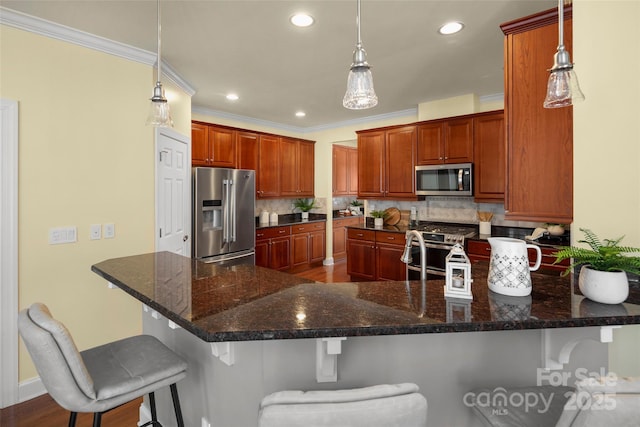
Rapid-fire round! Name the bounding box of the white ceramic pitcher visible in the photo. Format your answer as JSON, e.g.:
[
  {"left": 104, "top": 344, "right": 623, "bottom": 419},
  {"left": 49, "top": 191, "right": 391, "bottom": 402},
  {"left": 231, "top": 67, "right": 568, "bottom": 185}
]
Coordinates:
[{"left": 487, "top": 237, "right": 542, "bottom": 296}]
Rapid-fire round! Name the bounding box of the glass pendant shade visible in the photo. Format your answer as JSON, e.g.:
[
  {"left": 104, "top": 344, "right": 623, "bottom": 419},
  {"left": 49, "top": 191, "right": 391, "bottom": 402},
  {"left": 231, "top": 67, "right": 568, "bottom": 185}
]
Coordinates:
[
  {"left": 146, "top": 81, "right": 173, "bottom": 127},
  {"left": 343, "top": 63, "right": 378, "bottom": 109},
  {"left": 543, "top": 67, "right": 585, "bottom": 108}
]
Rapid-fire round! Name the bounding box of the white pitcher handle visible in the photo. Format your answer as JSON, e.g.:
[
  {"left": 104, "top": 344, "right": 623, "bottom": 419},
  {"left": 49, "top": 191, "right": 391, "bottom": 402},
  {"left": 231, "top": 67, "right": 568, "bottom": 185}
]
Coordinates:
[{"left": 527, "top": 244, "right": 542, "bottom": 271}]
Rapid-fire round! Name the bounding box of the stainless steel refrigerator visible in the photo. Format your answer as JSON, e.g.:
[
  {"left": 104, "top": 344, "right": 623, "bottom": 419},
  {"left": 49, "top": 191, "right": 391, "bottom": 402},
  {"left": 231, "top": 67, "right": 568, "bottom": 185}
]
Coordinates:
[{"left": 192, "top": 167, "right": 255, "bottom": 265}]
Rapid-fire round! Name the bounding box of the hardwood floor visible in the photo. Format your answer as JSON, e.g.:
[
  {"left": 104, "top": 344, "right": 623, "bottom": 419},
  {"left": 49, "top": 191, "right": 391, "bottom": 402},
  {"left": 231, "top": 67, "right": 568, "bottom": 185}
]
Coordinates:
[{"left": 1, "top": 260, "right": 349, "bottom": 426}]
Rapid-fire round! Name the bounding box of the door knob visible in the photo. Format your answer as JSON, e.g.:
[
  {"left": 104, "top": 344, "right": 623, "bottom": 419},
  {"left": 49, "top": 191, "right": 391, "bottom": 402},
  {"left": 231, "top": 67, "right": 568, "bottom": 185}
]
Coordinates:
[{"left": 183, "top": 235, "right": 189, "bottom": 242}]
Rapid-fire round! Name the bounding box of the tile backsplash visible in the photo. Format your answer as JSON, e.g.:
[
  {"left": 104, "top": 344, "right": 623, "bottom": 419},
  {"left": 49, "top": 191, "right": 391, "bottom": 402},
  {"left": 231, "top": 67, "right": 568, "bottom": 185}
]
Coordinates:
[{"left": 256, "top": 197, "right": 327, "bottom": 216}]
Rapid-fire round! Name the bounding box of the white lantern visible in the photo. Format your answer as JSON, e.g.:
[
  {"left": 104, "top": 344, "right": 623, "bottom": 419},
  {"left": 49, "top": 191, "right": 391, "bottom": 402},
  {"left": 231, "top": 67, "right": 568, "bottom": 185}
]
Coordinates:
[{"left": 444, "top": 243, "right": 473, "bottom": 299}]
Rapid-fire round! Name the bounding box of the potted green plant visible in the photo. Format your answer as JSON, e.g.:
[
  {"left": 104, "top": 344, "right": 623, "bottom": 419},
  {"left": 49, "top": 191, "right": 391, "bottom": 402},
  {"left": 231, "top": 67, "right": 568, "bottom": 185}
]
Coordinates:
[
  {"left": 349, "top": 199, "right": 363, "bottom": 215},
  {"left": 553, "top": 228, "right": 640, "bottom": 304},
  {"left": 294, "top": 198, "right": 316, "bottom": 220},
  {"left": 369, "top": 210, "right": 387, "bottom": 228}
]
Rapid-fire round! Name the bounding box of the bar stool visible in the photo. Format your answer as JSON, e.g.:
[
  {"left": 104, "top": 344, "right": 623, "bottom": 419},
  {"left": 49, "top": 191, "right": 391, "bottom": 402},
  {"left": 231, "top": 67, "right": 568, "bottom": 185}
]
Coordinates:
[
  {"left": 18, "top": 303, "right": 187, "bottom": 427},
  {"left": 258, "top": 383, "right": 428, "bottom": 427}
]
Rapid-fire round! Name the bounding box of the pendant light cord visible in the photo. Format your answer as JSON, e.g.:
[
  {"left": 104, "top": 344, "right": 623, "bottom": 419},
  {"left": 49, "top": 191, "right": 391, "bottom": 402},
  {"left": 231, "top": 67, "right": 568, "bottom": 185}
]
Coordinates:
[
  {"left": 557, "top": 0, "right": 564, "bottom": 50},
  {"left": 356, "top": 0, "right": 362, "bottom": 48},
  {"left": 156, "top": 0, "right": 162, "bottom": 83}
]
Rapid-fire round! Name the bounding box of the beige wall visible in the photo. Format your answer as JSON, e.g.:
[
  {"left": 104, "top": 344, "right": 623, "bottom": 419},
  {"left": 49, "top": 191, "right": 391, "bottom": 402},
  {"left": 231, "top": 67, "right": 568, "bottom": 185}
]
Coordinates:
[
  {"left": 1, "top": 26, "right": 191, "bottom": 381},
  {"left": 573, "top": 0, "right": 640, "bottom": 376}
]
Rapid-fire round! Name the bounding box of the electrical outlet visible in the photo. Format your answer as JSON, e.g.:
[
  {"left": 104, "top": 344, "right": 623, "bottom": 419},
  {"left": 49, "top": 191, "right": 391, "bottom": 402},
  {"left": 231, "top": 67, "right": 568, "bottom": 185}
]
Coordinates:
[
  {"left": 90, "top": 224, "right": 101, "bottom": 240},
  {"left": 104, "top": 223, "right": 115, "bottom": 239}
]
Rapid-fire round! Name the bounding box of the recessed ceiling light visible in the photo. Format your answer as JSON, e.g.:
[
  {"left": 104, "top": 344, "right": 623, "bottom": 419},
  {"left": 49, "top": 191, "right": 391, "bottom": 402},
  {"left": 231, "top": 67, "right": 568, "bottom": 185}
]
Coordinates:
[
  {"left": 290, "top": 13, "right": 314, "bottom": 27},
  {"left": 438, "top": 21, "right": 464, "bottom": 35},
  {"left": 226, "top": 93, "right": 239, "bottom": 101},
  {"left": 295, "top": 111, "right": 306, "bottom": 117}
]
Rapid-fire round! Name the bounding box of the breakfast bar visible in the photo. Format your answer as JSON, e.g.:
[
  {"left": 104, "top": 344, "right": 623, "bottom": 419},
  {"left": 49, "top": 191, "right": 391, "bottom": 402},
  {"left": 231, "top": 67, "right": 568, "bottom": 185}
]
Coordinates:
[{"left": 92, "top": 252, "right": 640, "bottom": 426}]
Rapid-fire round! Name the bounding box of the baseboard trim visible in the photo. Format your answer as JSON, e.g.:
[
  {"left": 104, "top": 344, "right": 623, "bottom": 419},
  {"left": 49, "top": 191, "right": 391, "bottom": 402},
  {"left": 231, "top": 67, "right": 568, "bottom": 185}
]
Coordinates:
[
  {"left": 18, "top": 377, "right": 46, "bottom": 403},
  {"left": 323, "top": 257, "right": 335, "bottom": 266}
]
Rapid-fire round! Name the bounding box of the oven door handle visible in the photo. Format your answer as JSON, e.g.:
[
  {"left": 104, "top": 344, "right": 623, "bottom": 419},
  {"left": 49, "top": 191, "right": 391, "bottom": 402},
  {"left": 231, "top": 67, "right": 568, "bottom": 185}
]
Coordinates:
[{"left": 423, "top": 242, "right": 458, "bottom": 251}]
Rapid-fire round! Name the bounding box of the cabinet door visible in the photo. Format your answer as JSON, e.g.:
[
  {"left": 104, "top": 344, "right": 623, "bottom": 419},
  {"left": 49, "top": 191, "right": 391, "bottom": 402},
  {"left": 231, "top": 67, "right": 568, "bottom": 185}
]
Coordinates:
[
  {"left": 257, "top": 135, "right": 280, "bottom": 198},
  {"left": 347, "top": 147, "right": 358, "bottom": 195},
  {"left": 332, "top": 223, "right": 347, "bottom": 259},
  {"left": 333, "top": 146, "right": 349, "bottom": 196},
  {"left": 417, "top": 122, "right": 444, "bottom": 165},
  {"left": 357, "top": 131, "right": 385, "bottom": 198},
  {"left": 346, "top": 238, "right": 376, "bottom": 280},
  {"left": 237, "top": 131, "right": 258, "bottom": 171},
  {"left": 297, "top": 141, "right": 315, "bottom": 197},
  {"left": 279, "top": 138, "right": 298, "bottom": 196},
  {"left": 376, "top": 243, "right": 407, "bottom": 281},
  {"left": 191, "top": 122, "right": 210, "bottom": 166},
  {"left": 466, "top": 240, "right": 492, "bottom": 263},
  {"left": 291, "top": 233, "right": 309, "bottom": 268},
  {"left": 269, "top": 235, "right": 291, "bottom": 271},
  {"left": 473, "top": 112, "right": 505, "bottom": 202},
  {"left": 503, "top": 9, "right": 573, "bottom": 223},
  {"left": 385, "top": 126, "right": 416, "bottom": 199},
  {"left": 309, "top": 230, "right": 325, "bottom": 264},
  {"left": 255, "top": 238, "right": 270, "bottom": 268},
  {"left": 208, "top": 126, "right": 236, "bottom": 168},
  {"left": 444, "top": 118, "right": 473, "bottom": 163}
]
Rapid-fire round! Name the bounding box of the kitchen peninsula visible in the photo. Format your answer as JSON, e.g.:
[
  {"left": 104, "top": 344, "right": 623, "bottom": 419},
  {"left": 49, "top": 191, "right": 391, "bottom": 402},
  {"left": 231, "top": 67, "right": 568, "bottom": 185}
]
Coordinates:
[{"left": 92, "top": 252, "right": 640, "bottom": 426}]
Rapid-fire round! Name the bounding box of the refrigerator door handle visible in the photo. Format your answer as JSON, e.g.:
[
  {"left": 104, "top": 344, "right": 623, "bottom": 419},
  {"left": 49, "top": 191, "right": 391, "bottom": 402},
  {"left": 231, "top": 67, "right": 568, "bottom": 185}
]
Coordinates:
[
  {"left": 222, "top": 179, "right": 230, "bottom": 244},
  {"left": 229, "top": 179, "right": 237, "bottom": 242}
]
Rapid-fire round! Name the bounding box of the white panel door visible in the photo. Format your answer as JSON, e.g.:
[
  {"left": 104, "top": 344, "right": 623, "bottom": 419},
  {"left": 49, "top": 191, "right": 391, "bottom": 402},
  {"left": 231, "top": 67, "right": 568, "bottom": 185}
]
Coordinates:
[{"left": 156, "top": 128, "right": 190, "bottom": 256}]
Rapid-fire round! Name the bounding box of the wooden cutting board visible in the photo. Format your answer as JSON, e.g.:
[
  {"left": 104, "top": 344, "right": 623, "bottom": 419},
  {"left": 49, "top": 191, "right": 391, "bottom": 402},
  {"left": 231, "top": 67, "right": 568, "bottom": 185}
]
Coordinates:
[{"left": 383, "top": 207, "right": 401, "bottom": 225}]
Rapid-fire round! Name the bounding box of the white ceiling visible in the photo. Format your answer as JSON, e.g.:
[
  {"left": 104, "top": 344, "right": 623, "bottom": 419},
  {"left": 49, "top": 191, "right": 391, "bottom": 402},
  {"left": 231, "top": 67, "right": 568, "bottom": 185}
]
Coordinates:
[{"left": 2, "top": 0, "right": 556, "bottom": 130}]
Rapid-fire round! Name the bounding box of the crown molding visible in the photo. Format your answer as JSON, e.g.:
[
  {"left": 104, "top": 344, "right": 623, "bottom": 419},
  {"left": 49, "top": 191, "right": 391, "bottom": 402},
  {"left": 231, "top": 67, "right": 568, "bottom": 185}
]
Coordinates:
[
  {"left": 0, "top": 6, "right": 195, "bottom": 96},
  {"left": 192, "top": 106, "right": 419, "bottom": 135}
]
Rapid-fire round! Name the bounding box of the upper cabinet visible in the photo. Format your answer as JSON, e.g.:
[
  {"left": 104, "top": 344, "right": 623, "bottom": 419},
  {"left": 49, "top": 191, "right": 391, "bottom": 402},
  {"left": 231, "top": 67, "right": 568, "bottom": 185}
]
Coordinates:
[
  {"left": 191, "top": 122, "right": 237, "bottom": 168},
  {"left": 473, "top": 111, "right": 505, "bottom": 203},
  {"left": 417, "top": 118, "right": 473, "bottom": 165},
  {"left": 357, "top": 125, "right": 416, "bottom": 200},
  {"left": 501, "top": 7, "right": 574, "bottom": 223},
  {"left": 280, "top": 138, "right": 315, "bottom": 198},
  {"left": 192, "top": 121, "right": 315, "bottom": 199},
  {"left": 333, "top": 145, "right": 358, "bottom": 196}
]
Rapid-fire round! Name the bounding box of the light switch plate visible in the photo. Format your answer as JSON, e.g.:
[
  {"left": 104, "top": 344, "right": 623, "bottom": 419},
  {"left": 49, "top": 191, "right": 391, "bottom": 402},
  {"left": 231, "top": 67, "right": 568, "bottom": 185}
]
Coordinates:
[
  {"left": 49, "top": 227, "right": 77, "bottom": 244},
  {"left": 104, "top": 223, "right": 115, "bottom": 239}
]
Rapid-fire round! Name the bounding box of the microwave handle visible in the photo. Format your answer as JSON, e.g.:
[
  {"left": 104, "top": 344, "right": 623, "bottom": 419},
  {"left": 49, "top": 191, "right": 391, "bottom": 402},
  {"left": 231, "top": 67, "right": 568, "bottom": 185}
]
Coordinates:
[{"left": 458, "top": 169, "right": 463, "bottom": 191}]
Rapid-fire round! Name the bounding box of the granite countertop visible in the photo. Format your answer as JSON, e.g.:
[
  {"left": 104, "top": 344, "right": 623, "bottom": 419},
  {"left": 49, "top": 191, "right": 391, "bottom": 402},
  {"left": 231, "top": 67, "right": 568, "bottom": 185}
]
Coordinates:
[{"left": 92, "top": 252, "right": 640, "bottom": 343}]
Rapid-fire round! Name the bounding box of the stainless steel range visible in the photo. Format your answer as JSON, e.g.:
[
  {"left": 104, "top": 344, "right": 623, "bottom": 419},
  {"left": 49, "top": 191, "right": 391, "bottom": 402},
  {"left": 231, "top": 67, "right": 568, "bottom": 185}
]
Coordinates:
[{"left": 405, "top": 223, "right": 476, "bottom": 279}]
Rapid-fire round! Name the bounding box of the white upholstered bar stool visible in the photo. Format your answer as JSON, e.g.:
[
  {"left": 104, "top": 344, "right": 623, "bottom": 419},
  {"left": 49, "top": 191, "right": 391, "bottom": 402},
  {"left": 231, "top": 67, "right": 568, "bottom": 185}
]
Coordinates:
[
  {"left": 258, "top": 383, "right": 428, "bottom": 427},
  {"left": 18, "top": 303, "right": 188, "bottom": 427}
]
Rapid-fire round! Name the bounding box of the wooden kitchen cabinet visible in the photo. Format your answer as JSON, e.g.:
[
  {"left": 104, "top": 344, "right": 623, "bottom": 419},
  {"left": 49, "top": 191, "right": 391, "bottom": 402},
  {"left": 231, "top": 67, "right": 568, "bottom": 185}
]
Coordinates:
[
  {"left": 257, "top": 135, "right": 280, "bottom": 198},
  {"left": 191, "top": 122, "right": 237, "bottom": 168},
  {"left": 333, "top": 216, "right": 363, "bottom": 260},
  {"left": 333, "top": 145, "right": 358, "bottom": 196},
  {"left": 290, "top": 221, "right": 326, "bottom": 271},
  {"left": 237, "top": 131, "right": 258, "bottom": 170},
  {"left": 501, "top": 7, "right": 574, "bottom": 223},
  {"left": 417, "top": 118, "right": 473, "bottom": 165},
  {"left": 357, "top": 125, "right": 416, "bottom": 200},
  {"left": 473, "top": 111, "right": 505, "bottom": 203},
  {"left": 466, "top": 239, "right": 569, "bottom": 272},
  {"left": 375, "top": 231, "right": 407, "bottom": 281},
  {"left": 255, "top": 226, "right": 291, "bottom": 271},
  {"left": 280, "top": 138, "right": 315, "bottom": 197},
  {"left": 346, "top": 228, "right": 376, "bottom": 280}
]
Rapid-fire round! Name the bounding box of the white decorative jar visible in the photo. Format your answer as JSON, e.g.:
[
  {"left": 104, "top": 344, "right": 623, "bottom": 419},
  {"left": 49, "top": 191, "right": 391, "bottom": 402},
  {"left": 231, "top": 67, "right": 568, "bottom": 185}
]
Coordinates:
[
  {"left": 301, "top": 211, "right": 309, "bottom": 221},
  {"left": 374, "top": 218, "right": 384, "bottom": 228},
  {"left": 579, "top": 266, "right": 629, "bottom": 304}
]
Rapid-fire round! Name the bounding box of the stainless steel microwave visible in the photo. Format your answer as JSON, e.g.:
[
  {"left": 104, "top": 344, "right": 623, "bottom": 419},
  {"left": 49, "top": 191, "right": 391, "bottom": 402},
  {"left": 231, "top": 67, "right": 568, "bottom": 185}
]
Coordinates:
[{"left": 415, "top": 163, "right": 473, "bottom": 196}]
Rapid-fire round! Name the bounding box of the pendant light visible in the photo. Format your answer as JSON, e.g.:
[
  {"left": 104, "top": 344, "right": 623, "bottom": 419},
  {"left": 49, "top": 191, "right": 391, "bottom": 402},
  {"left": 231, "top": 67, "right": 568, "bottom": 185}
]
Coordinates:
[
  {"left": 343, "top": 0, "right": 378, "bottom": 110},
  {"left": 146, "top": 0, "right": 173, "bottom": 127},
  {"left": 543, "top": 0, "right": 585, "bottom": 108}
]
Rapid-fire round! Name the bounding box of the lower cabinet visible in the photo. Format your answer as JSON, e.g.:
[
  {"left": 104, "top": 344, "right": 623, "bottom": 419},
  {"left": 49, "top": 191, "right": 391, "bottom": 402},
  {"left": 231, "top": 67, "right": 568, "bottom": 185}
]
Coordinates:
[
  {"left": 346, "top": 228, "right": 406, "bottom": 281},
  {"left": 256, "top": 222, "right": 326, "bottom": 273},
  {"left": 256, "top": 226, "right": 291, "bottom": 271},
  {"left": 291, "top": 222, "right": 326, "bottom": 272},
  {"left": 333, "top": 216, "right": 364, "bottom": 261},
  {"left": 466, "top": 239, "right": 569, "bottom": 273}
]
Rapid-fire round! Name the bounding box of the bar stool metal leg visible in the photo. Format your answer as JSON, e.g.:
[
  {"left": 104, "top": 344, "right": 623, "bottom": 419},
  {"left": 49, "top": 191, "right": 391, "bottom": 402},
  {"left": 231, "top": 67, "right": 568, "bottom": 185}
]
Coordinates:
[
  {"left": 92, "top": 412, "right": 101, "bottom": 427},
  {"left": 68, "top": 412, "right": 77, "bottom": 427},
  {"left": 170, "top": 383, "right": 185, "bottom": 427}
]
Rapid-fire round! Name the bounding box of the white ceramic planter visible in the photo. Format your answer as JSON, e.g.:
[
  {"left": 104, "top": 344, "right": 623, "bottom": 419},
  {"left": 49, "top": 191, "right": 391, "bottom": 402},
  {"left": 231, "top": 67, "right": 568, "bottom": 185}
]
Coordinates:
[
  {"left": 374, "top": 218, "right": 384, "bottom": 228},
  {"left": 579, "top": 266, "right": 629, "bottom": 304},
  {"left": 301, "top": 212, "right": 309, "bottom": 221}
]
